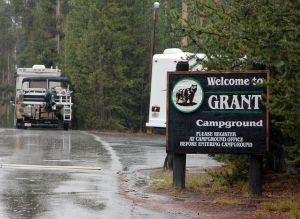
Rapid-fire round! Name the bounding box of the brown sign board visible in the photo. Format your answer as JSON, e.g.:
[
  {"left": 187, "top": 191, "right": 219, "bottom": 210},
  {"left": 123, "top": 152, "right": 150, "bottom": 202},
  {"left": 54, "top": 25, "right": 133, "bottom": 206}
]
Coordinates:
[{"left": 167, "top": 70, "right": 269, "bottom": 155}]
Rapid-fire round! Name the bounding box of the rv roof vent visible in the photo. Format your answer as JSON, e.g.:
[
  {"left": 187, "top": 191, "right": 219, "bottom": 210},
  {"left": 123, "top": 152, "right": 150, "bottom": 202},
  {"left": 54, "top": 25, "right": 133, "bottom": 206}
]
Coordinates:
[
  {"left": 163, "top": 48, "right": 183, "bottom": 54},
  {"left": 32, "top": 65, "right": 46, "bottom": 70}
]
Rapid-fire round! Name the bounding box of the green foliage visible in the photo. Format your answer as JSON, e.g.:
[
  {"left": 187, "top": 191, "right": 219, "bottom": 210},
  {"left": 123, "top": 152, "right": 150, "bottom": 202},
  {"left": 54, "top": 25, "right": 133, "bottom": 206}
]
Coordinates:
[
  {"left": 270, "top": 76, "right": 300, "bottom": 170},
  {"left": 15, "top": 0, "right": 58, "bottom": 67},
  {"left": 3, "top": 0, "right": 183, "bottom": 131},
  {"left": 0, "top": 105, "right": 14, "bottom": 128},
  {"left": 62, "top": 0, "right": 182, "bottom": 131},
  {"left": 0, "top": 84, "right": 15, "bottom": 92},
  {"left": 155, "top": 0, "right": 182, "bottom": 53},
  {"left": 0, "top": 1, "right": 15, "bottom": 48},
  {"left": 210, "top": 155, "right": 249, "bottom": 185},
  {"left": 63, "top": 0, "right": 148, "bottom": 130},
  {"left": 0, "top": 1, "right": 16, "bottom": 88},
  {"left": 183, "top": 0, "right": 300, "bottom": 172},
  {"left": 262, "top": 200, "right": 299, "bottom": 217}
]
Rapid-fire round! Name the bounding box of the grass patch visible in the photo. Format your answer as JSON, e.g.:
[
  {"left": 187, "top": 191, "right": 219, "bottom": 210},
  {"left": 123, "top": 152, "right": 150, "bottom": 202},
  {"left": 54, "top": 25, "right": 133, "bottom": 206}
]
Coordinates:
[
  {"left": 150, "top": 169, "right": 172, "bottom": 190},
  {"left": 234, "top": 180, "right": 249, "bottom": 196},
  {"left": 171, "top": 188, "right": 189, "bottom": 198},
  {"left": 261, "top": 199, "right": 300, "bottom": 217},
  {"left": 150, "top": 168, "right": 249, "bottom": 194},
  {"left": 185, "top": 170, "right": 236, "bottom": 193},
  {"left": 149, "top": 169, "right": 300, "bottom": 218},
  {"left": 289, "top": 206, "right": 300, "bottom": 219},
  {"left": 267, "top": 181, "right": 282, "bottom": 188},
  {"left": 214, "top": 197, "right": 242, "bottom": 205},
  {"left": 185, "top": 173, "right": 212, "bottom": 190},
  {"left": 262, "top": 200, "right": 298, "bottom": 212}
]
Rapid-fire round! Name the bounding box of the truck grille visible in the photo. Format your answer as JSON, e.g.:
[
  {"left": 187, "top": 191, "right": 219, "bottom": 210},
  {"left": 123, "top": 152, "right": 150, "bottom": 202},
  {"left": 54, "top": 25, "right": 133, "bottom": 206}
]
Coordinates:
[{"left": 22, "top": 95, "right": 45, "bottom": 102}]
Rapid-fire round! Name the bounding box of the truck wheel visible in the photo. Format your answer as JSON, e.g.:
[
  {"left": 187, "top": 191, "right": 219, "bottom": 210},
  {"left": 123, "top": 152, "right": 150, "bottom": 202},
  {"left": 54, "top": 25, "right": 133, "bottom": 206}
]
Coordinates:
[
  {"left": 16, "top": 120, "right": 23, "bottom": 129},
  {"left": 63, "top": 122, "right": 69, "bottom": 131}
]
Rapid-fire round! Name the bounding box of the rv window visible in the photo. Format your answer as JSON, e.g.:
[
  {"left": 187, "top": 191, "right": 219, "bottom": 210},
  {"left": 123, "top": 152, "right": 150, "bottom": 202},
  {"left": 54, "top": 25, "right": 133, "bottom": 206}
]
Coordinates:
[
  {"left": 29, "top": 81, "right": 47, "bottom": 89},
  {"left": 49, "top": 81, "right": 61, "bottom": 88}
]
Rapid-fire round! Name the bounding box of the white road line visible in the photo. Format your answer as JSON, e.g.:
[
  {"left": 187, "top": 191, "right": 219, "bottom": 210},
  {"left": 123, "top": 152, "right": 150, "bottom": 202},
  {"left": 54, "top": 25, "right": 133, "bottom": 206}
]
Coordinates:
[
  {"left": 42, "top": 160, "right": 73, "bottom": 162},
  {"left": 82, "top": 132, "right": 132, "bottom": 217},
  {"left": 0, "top": 163, "right": 101, "bottom": 171},
  {"left": 83, "top": 132, "right": 122, "bottom": 172}
]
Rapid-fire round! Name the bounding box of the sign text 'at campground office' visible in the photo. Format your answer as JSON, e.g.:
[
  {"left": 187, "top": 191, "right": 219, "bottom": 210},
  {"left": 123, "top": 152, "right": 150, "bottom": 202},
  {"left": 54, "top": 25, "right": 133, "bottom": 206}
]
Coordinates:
[{"left": 167, "top": 71, "right": 269, "bottom": 155}]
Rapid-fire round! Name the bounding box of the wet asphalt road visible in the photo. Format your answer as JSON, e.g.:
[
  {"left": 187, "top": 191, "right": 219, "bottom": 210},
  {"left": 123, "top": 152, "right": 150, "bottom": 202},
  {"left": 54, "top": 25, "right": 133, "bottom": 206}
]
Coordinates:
[{"left": 0, "top": 129, "right": 220, "bottom": 219}]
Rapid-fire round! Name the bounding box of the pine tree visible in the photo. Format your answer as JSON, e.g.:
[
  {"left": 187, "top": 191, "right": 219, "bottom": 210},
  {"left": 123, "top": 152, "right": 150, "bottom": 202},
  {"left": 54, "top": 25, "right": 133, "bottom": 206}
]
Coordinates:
[
  {"left": 183, "top": 0, "right": 300, "bottom": 172},
  {"left": 16, "top": 0, "right": 58, "bottom": 67},
  {"left": 62, "top": 0, "right": 183, "bottom": 130},
  {"left": 9, "top": 0, "right": 184, "bottom": 131},
  {"left": 0, "top": 0, "right": 18, "bottom": 127}
]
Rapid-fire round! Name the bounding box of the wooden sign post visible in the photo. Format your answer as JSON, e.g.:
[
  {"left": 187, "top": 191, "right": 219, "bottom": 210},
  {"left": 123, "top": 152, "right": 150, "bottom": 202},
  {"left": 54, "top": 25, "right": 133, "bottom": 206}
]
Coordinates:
[
  {"left": 249, "top": 154, "right": 263, "bottom": 195},
  {"left": 167, "top": 71, "right": 269, "bottom": 194}
]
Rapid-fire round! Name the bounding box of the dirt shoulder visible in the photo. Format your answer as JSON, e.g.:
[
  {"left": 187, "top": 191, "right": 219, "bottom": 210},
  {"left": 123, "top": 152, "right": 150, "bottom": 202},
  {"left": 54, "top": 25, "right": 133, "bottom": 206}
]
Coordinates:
[{"left": 120, "top": 167, "right": 300, "bottom": 219}]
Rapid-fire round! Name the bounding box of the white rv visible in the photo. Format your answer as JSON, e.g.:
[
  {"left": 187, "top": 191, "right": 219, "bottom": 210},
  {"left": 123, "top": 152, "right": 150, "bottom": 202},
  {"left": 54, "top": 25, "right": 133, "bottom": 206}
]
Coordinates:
[
  {"left": 14, "top": 65, "right": 73, "bottom": 130},
  {"left": 146, "top": 48, "right": 206, "bottom": 128}
]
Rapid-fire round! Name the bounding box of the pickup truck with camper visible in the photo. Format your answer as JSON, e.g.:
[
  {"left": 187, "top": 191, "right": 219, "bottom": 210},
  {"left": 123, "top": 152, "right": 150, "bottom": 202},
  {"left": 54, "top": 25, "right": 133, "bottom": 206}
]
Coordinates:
[{"left": 14, "top": 65, "right": 72, "bottom": 130}]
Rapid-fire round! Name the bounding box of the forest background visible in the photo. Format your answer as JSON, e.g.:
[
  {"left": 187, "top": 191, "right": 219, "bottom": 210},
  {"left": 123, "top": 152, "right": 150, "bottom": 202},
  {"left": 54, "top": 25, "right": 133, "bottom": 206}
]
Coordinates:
[{"left": 0, "top": 0, "right": 299, "bottom": 174}]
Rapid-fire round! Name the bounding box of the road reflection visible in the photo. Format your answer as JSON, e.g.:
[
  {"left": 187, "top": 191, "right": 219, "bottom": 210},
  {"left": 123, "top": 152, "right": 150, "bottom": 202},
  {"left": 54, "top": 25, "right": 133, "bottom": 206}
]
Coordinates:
[
  {"left": 0, "top": 129, "right": 220, "bottom": 218},
  {"left": 0, "top": 129, "right": 111, "bottom": 219}
]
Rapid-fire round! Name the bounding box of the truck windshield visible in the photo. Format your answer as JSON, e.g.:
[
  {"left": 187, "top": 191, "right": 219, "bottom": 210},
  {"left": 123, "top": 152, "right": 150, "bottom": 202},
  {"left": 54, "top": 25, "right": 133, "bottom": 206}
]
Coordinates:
[
  {"left": 49, "top": 81, "right": 62, "bottom": 88},
  {"left": 29, "top": 81, "right": 47, "bottom": 89}
]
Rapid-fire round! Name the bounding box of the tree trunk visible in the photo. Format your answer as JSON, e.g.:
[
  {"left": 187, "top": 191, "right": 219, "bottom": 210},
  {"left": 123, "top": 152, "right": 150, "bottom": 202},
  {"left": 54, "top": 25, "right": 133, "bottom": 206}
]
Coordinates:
[
  {"left": 181, "top": 0, "right": 188, "bottom": 47},
  {"left": 200, "top": 0, "right": 204, "bottom": 27},
  {"left": 56, "top": 0, "right": 61, "bottom": 53},
  {"left": 7, "top": 53, "right": 10, "bottom": 84}
]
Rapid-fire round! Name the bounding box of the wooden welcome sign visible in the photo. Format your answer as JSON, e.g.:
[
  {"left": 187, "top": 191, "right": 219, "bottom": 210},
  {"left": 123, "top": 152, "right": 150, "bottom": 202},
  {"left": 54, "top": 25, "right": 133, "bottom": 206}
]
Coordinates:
[{"left": 167, "top": 70, "right": 269, "bottom": 155}]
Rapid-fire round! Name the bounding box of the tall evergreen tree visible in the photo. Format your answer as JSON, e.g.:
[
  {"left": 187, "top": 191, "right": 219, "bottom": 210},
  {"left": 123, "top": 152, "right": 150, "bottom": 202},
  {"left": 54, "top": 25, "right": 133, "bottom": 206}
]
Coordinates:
[
  {"left": 183, "top": 0, "right": 300, "bottom": 172},
  {"left": 0, "top": 0, "right": 18, "bottom": 128},
  {"left": 0, "top": 0, "right": 15, "bottom": 84},
  {"left": 7, "top": 0, "right": 185, "bottom": 131},
  {"left": 16, "top": 0, "right": 58, "bottom": 67},
  {"left": 63, "top": 0, "right": 153, "bottom": 130}
]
